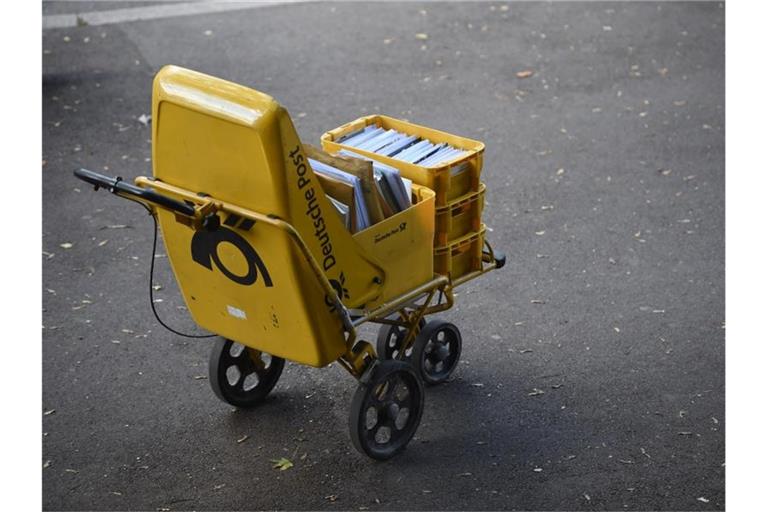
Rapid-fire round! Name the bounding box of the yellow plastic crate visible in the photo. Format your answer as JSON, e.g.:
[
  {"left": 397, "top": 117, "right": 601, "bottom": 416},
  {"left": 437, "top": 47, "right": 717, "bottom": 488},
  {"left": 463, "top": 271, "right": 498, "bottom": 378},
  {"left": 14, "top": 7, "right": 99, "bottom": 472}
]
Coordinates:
[
  {"left": 352, "top": 184, "right": 436, "bottom": 307},
  {"left": 433, "top": 226, "right": 486, "bottom": 281},
  {"left": 321, "top": 115, "right": 484, "bottom": 207},
  {"left": 434, "top": 183, "right": 485, "bottom": 247}
]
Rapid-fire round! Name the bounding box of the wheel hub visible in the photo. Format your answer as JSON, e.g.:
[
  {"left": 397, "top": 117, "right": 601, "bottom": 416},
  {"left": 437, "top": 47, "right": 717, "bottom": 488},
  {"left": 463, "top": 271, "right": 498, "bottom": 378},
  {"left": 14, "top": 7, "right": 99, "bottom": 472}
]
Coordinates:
[
  {"left": 386, "top": 402, "right": 400, "bottom": 421},
  {"left": 434, "top": 343, "right": 450, "bottom": 361}
]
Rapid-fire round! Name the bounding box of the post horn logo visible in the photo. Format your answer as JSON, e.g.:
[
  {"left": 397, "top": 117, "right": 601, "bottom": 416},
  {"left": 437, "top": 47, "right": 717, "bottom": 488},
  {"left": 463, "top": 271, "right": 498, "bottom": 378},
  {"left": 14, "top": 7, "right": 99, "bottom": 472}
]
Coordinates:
[
  {"left": 325, "top": 272, "right": 349, "bottom": 312},
  {"left": 190, "top": 213, "right": 273, "bottom": 287}
]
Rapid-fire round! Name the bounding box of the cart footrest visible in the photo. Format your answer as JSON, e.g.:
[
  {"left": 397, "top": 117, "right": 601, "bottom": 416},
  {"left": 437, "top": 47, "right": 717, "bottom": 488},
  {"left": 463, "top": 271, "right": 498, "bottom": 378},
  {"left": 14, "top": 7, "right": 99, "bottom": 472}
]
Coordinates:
[
  {"left": 481, "top": 248, "right": 506, "bottom": 269},
  {"left": 493, "top": 251, "right": 506, "bottom": 269}
]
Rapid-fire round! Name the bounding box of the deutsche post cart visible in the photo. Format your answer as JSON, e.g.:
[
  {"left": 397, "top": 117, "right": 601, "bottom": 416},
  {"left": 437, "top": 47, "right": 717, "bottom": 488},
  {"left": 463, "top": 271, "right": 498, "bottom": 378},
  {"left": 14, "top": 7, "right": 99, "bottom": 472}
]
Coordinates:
[{"left": 75, "top": 66, "right": 505, "bottom": 460}]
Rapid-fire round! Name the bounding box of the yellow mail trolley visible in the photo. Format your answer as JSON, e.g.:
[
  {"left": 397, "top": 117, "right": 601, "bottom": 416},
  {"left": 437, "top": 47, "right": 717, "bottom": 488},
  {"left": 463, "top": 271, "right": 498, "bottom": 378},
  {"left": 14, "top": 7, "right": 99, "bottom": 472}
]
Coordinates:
[{"left": 75, "top": 66, "right": 504, "bottom": 460}]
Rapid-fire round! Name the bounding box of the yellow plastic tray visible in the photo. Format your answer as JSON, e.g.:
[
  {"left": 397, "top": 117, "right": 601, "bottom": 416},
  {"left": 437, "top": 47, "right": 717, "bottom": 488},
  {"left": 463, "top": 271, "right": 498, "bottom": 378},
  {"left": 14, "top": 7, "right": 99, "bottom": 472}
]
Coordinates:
[
  {"left": 433, "top": 225, "right": 486, "bottom": 281},
  {"left": 353, "top": 185, "right": 435, "bottom": 305},
  {"left": 434, "top": 183, "right": 485, "bottom": 247},
  {"left": 321, "top": 115, "right": 484, "bottom": 207}
]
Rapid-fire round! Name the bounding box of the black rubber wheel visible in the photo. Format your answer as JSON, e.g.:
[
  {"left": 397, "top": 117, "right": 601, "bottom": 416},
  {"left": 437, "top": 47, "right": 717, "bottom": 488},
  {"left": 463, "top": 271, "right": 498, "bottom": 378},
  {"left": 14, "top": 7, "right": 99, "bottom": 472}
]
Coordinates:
[
  {"left": 411, "top": 320, "right": 462, "bottom": 385},
  {"left": 208, "top": 338, "right": 285, "bottom": 408},
  {"left": 376, "top": 315, "right": 427, "bottom": 360},
  {"left": 349, "top": 360, "right": 425, "bottom": 460}
]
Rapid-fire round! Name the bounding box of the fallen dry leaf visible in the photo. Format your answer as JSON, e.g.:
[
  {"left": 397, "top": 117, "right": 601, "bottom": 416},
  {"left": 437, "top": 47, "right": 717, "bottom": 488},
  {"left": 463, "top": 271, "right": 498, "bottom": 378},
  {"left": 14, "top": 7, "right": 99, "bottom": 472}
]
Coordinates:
[
  {"left": 516, "top": 70, "right": 534, "bottom": 78},
  {"left": 271, "top": 457, "right": 294, "bottom": 471}
]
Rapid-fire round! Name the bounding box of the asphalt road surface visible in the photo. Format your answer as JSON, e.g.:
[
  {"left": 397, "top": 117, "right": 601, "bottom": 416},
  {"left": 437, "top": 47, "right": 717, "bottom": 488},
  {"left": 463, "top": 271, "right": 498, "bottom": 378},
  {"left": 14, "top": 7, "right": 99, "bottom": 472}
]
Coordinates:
[{"left": 42, "top": 2, "right": 725, "bottom": 510}]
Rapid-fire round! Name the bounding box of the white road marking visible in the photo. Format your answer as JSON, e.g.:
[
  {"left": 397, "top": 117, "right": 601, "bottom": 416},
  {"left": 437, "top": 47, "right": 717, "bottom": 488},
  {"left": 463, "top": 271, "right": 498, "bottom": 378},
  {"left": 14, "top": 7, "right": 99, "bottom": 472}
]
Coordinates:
[{"left": 43, "top": 0, "right": 311, "bottom": 30}]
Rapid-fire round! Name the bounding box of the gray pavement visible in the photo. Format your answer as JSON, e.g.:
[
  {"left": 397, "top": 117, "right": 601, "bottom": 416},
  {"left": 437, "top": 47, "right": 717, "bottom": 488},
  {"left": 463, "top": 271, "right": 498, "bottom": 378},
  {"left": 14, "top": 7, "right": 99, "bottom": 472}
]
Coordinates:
[{"left": 42, "top": 2, "right": 725, "bottom": 510}]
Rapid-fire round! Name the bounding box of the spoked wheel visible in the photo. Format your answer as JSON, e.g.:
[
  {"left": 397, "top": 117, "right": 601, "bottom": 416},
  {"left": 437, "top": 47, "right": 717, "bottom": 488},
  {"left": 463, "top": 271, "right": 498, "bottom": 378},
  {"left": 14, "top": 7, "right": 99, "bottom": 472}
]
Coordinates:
[
  {"left": 208, "top": 338, "right": 285, "bottom": 408},
  {"left": 376, "top": 315, "right": 427, "bottom": 361},
  {"left": 349, "top": 360, "right": 425, "bottom": 460},
  {"left": 411, "top": 320, "right": 462, "bottom": 385}
]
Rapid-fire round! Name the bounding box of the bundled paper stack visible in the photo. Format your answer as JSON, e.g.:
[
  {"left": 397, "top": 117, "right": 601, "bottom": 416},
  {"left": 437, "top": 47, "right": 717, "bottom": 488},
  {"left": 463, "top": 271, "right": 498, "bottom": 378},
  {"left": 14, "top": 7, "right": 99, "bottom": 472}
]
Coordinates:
[
  {"left": 338, "top": 126, "right": 469, "bottom": 167},
  {"left": 304, "top": 145, "right": 413, "bottom": 234}
]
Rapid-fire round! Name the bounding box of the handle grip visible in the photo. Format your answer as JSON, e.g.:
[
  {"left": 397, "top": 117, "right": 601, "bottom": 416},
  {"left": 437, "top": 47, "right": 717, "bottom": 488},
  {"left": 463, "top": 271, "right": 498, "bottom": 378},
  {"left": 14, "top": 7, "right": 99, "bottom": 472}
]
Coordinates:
[{"left": 74, "top": 168, "right": 196, "bottom": 217}]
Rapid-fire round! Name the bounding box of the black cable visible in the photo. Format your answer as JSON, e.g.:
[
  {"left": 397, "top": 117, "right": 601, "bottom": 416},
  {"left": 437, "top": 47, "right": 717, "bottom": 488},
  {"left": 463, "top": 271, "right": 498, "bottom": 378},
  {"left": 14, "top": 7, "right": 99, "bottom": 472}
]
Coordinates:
[{"left": 128, "top": 197, "right": 216, "bottom": 339}]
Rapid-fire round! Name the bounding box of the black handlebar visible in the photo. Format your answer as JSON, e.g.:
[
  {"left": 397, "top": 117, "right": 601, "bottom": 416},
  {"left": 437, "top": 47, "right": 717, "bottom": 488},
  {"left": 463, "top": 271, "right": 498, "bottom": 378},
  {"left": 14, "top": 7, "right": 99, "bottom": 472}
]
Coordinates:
[{"left": 74, "top": 168, "right": 196, "bottom": 217}]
